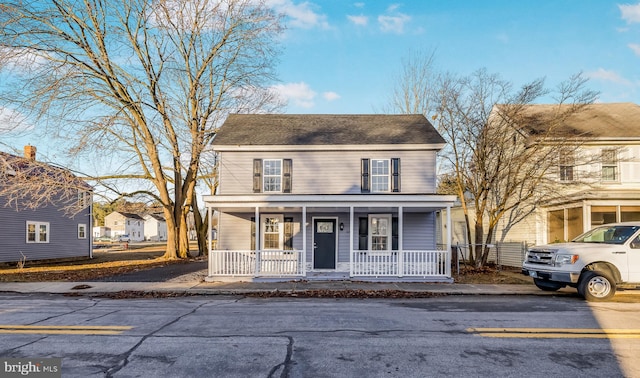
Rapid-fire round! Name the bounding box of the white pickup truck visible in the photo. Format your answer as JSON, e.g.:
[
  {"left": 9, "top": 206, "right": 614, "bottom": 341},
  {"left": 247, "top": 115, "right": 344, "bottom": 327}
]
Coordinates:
[{"left": 522, "top": 222, "right": 640, "bottom": 301}]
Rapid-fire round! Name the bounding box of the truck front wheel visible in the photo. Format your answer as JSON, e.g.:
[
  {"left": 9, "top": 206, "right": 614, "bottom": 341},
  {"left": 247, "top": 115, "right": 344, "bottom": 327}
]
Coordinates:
[
  {"left": 533, "top": 278, "right": 564, "bottom": 291},
  {"left": 578, "top": 271, "right": 616, "bottom": 301}
]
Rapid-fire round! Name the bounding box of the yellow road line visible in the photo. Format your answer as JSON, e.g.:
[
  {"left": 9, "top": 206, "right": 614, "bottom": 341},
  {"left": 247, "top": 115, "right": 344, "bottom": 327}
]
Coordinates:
[
  {"left": 0, "top": 325, "right": 132, "bottom": 335},
  {"left": 0, "top": 325, "right": 131, "bottom": 330},
  {"left": 467, "top": 327, "right": 640, "bottom": 339}
]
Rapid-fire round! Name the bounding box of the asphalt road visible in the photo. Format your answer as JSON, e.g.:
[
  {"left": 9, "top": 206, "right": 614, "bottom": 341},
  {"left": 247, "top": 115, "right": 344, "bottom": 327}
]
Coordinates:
[{"left": 1, "top": 294, "right": 639, "bottom": 377}]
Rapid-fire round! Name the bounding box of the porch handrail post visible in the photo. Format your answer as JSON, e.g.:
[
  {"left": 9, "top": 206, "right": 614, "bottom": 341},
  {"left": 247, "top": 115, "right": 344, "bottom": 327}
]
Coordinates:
[
  {"left": 398, "top": 206, "right": 403, "bottom": 277},
  {"left": 349, "top": 206, "right": 354, "bottom": 277},
  {"left": 302, "top": 206, "right": 307, "bottom": 275},
  {"left": 446, "top": 205, "right": 452, "bottom": 277}
]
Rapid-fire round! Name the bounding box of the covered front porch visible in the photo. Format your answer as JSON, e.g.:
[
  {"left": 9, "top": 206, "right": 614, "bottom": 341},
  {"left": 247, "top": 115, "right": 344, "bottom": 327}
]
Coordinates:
[{"left": 203, "top": 194, "right": 456, "bottom": 282}]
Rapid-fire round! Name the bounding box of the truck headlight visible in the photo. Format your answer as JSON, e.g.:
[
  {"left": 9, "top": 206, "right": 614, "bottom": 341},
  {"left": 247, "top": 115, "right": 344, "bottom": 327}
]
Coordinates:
[{"left": 554, "top": 254, "right": 579, "bottom": 266}]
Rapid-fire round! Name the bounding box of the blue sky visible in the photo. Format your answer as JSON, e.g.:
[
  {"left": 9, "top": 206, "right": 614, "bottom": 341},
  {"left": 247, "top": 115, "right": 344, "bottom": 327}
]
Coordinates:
[
  {"left": 2, "top": 1, "right": 640, "bottom": 159},
  {"left": 270, "top": 0, "right": 640, "bottom": 113}
]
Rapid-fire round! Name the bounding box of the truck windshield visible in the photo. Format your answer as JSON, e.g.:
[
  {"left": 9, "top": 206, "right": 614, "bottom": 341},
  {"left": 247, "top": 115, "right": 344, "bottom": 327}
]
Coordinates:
[{"left": 572, "top": 225, "right": 640, "bottom": 245}]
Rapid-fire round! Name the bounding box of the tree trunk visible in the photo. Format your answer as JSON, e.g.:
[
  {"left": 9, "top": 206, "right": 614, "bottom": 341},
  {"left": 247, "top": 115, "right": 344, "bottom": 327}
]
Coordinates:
[{"left": 191, "top": 193, "right": 208, "bottom": 257}]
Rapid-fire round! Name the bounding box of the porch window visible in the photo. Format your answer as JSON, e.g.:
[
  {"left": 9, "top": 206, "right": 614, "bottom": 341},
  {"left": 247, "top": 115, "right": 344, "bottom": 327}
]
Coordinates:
[
  {"left": 252, "top": 215, "right": 293, "bottom": 250},
  {"left": 601, "top": 149, "right": 618, "bottom": 182},
  {"left": 368, "top": 214, "right": 391, "bottom": 252},
  {"left": 261, "top": 215, "right": 284, "bottom": 250},
  {"left": 26, "top": 221, "right": 49, "bottom": 243},
  {"left": 253, "top": 159, "right": 292, "bottom": 193}
]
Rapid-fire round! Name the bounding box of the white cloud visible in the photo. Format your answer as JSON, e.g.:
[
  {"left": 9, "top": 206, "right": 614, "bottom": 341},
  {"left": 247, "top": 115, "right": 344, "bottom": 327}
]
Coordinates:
[
  {"left": 354, "top": 2, "right": 365, "bottom": 8},
  {"left": 270, "top": 82, "right": 317, "bottom": 108},
  {"left": 323, "top": 91, "right": 341, "bottom": 101},
  {"left": 387, "top": 4, "right": 400, "bottom": 12},
  {"left": 347, "top": 14, "right": 368, "bottom": 26},
  {"left": 619, "top": 3, "right": 640, "bottom": 23},
  {"left": 0, "top": 107, "right": 34, "bottom": 134},
  {"left": 586, "top": 68, "right": 633, "bottom": 86},
  {"left": 629, "top": 43, "right": 640, "bottom": 55},
  {"left": 378, "top": 13, "right": 410, "bottom": 34},
  {"left": 269, "top": 0, "right": 330, "bottom": 29}
]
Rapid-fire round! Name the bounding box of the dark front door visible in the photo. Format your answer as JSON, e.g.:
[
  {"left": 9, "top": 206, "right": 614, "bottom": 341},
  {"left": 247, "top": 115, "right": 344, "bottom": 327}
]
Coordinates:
[{"left": 313, "top": 219, "right": 336, "bottom": 269}]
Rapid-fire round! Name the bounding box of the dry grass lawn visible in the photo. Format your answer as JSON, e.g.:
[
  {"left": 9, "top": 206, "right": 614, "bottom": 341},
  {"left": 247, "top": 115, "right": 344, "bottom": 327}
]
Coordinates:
[{"left": 0, "top": 243, "right": 202, "bottom": 282}]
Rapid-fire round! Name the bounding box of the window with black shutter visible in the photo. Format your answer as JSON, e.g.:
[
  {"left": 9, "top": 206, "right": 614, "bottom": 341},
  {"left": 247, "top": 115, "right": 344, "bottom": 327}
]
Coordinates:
[
  {"left": 253, "top": 159, "right": 262, "bottom": 193},
  {"left": 391, "top": 158, "right": 400, "bottom": 192},
  {"left": 361, "top": 159, "right": 370, "bottom": 193},
  {"left": 283, "top": 159, "right": 292, "bottom": 193},
  {"left": 284, "top": 217, "right": 293, "bottom": 250},
  {"left": 250, "top": 217, "right": 256, "bottom": 250},
  {"left": 358, "top": 217, "right": 368, "bottom": 250}
]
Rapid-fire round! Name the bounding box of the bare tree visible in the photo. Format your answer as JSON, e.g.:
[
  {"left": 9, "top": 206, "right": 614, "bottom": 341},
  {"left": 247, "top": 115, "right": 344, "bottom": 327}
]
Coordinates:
[
  {"left": 0, "top": 0, "right": 283, "bottom": 259},
  {"left": 387, "top": 52, "right": 599, "bottom": 267}
]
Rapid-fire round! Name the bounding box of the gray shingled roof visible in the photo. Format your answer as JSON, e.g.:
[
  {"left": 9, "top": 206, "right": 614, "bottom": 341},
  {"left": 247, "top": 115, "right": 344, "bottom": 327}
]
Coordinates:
[
  {"left": 213, "top": 114, "right": 445, "bottom": 146},
  {"left": 513, "top": 103, "right": 640, "bottom": 138}
]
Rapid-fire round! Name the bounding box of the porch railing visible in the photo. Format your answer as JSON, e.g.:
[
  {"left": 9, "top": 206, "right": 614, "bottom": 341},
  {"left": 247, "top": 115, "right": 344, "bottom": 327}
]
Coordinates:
[
  {"left": 351, "top": 250, "right": 449, "bottom": 277},
  {"left": 209, "top": 250, "right": 305, "bottom": 277}
]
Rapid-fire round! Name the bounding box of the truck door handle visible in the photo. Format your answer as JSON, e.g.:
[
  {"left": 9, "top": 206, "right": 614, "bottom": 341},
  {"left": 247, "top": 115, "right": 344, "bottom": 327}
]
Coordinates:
[{"left": 612, "top": 251, "right": 627, "bottom": 254}]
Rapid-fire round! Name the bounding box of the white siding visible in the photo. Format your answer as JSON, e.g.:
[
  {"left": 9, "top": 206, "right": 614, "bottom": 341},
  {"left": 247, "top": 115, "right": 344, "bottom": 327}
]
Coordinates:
[{"left": 218, "top": 150, "right": 438, "bottom": 195}]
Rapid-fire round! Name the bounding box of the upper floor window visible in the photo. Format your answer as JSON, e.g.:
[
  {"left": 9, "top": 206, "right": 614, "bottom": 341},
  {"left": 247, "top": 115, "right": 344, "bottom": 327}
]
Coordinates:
[
  {"left": 361, "top": 158, "right": 400, "bottom": 193},
  {"left": 559, "top": 150, "right": 574, "bottom": 182},
  {"left": 253, "top": 159, "right": 292, "bottom": 193},
  {"left": 601, "top": 149, "right": 618, "bottom": 182},
  {"left": 26, "top": 221, "right": 49, "bottom": 243},
  {"left": 263, "top": 159, "right": 282, "bottom": 192},
  {"left": 78, "top": 224, "right": 87, "bottom": 239}
]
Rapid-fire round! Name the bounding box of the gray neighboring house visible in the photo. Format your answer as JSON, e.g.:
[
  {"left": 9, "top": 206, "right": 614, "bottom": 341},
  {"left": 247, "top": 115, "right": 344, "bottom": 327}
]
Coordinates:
[
  {"left": 203, "top": 114, "right": 456, "bottom": 282},
  {"left": 0, "top": 146, "right": 92, "bottom": 263}
]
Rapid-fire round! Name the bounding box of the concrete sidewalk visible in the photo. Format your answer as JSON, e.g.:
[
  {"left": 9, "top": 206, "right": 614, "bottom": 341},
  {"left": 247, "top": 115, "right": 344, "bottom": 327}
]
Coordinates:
[{"left": 0, "top": 280, "right": 586, "bottom": 297}]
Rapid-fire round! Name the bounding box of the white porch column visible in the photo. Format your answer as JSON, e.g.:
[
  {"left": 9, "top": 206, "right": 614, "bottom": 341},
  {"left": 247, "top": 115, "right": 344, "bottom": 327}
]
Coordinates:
[
  {"left": 208, "top": 205, "right": 213, "bottom": 275},
  {"left": 446, "top": 205, "right": 452, "bottom": 277},
  {"left": 255, "top": 206, "right": 260, "bottom": 275},
  {"left": 302, "top": 206, "right": 307, "bottom": 274},
  {"left": 398, "top": 206, "right": 403, "bottom": 277},
  {"left": 349, "top": 206, "right": 354, "bottom": 277}
]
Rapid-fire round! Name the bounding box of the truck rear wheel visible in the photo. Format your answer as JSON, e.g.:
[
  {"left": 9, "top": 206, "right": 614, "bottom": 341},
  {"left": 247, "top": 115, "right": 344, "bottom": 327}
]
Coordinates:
[
  {"left": 578, "top": 271, "right": 616, "bottom": 301},
  {"left": 533, "top": 278, "right": 564, "bottom": 291}
]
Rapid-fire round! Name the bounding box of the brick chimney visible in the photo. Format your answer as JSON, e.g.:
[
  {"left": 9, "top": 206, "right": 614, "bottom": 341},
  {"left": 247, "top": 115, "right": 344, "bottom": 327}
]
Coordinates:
[{"left": 24, "top": 145, "right": 37, "bottom": 161}]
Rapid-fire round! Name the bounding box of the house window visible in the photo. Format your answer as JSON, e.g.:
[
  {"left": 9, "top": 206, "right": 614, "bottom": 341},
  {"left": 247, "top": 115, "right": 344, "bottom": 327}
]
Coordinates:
[
  {"left": 253, "top": 159, "right": 292, "bottom": 193},
  {"left": 368, "top": 214, "right": 391, "bottom": 252},
  {"left": 371, "top": 159, "right": 390, "bottom": 192},
  {"left": 78, "top": 224, "right": 87, "bottom": 239},
  {"left": 263, "top": 159, "right": 282, "bottom": 192},
  {"left": 559, "top": 150, "right": 574, "bottom": 182},
  {"left": 361, "top": 158, "right": 400, "bottom": 193},
  {"left": 26, "top": 221, "right": 49, "bottom": 243},
  {"left": 601, "top": 149, "right": 618, "bottom": 182},
  {"left": 261, "top": 215, "right": 284, "bottom": 250},
  {"left": 77, "top": 190, "right": 90, "bottom": 208}
]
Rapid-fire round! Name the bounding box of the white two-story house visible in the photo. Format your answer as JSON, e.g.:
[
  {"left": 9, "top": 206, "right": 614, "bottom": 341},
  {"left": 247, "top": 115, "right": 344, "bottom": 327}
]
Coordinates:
[
  {"left": 447, "top": 102, "right": 640, "bottom": 248},
  {"left": 104, "top": 211, "right": 145, "bottom": 241},
  {"left": 203, "top": 114, "right": 456, "bottom": 282}
]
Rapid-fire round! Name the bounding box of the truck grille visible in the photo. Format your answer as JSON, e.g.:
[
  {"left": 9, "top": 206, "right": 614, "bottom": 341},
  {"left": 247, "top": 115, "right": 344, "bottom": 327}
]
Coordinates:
[{"left": 526, "top": 249, "right": 556, "bottom": 265}]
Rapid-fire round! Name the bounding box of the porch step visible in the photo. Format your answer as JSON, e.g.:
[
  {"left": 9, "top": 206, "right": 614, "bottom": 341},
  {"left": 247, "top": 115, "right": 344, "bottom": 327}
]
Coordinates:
[{"left": 301, "top": 271, "right": 350, "bottom": 281}]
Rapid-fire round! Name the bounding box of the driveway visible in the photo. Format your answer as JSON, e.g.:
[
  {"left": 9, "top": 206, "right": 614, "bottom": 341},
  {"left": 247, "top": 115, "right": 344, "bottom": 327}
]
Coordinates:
[{"left": 89, "top": 260, "right": 208, "bottom": 282}]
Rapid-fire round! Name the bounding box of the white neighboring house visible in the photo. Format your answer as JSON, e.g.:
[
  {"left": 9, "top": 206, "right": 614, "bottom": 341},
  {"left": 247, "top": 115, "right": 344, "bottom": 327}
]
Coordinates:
[
  {"left": 144, "top": 213, "right": 167, "bottom": 241},
  {"left": 92, "top": 226, "right": 111, "bottom": 238},
  {"left": 445, "top": 102, "right": 640, "bottom": 247},
  {"left": 104, "top": 211, "right": 145, "bottom": 241}
]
